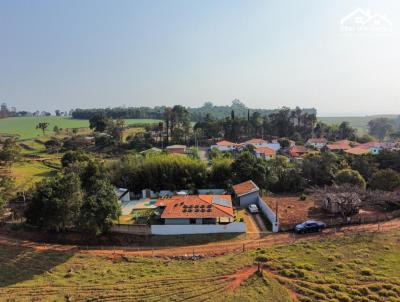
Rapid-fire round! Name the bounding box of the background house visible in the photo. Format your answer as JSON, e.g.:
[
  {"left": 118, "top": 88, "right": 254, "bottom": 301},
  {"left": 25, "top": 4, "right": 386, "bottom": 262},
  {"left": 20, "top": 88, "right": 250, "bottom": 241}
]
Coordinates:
[
  {"left": 166, "top": 145, "right": 187, "bottom": 154},
  {"left": 306, "top": 138, "right": 327, "bottom": 149},
  {"left": 210, "top": 140, "right": 237, "bottom": 152}
]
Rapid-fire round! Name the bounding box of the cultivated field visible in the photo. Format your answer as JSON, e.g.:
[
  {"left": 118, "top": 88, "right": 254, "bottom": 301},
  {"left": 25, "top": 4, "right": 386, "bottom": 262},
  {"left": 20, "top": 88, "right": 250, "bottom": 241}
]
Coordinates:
[
  {"left": 0, "top": 230, "right": 399, "bottom": 301},
  {"left": 0, "top": 116, "right": 160, "bottom": 139}
]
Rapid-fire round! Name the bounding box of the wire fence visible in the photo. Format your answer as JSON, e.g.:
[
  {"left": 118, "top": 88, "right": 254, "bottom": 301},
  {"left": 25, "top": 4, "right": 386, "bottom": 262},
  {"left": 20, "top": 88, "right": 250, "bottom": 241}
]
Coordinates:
[{"left": 70, "top": 220, "right": 399, "bottom": 258}]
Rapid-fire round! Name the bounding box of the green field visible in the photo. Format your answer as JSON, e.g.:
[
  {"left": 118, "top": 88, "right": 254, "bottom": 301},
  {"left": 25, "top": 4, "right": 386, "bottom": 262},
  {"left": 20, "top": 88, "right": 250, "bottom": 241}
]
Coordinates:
[
  {"left": 0, "top": 230, "right": 399, "bottom": 301},
  {"left": 0, "top": 116, "right": 160, "bottom": 139},
  {"left": 319, "top": 115, "right": 398, "bottom": 132}
]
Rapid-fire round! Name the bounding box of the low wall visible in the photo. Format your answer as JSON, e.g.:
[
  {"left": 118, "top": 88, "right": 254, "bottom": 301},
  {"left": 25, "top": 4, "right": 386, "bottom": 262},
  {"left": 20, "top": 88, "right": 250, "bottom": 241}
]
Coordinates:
[
  {"left": 151, "top": 222, "right": 246, "bottom": 235},
  {"left": 111, "top": 224, "right": 151, "bottom": 235},
  {"left": 257, "top": 197, "right": 279, "bottom": 232}
]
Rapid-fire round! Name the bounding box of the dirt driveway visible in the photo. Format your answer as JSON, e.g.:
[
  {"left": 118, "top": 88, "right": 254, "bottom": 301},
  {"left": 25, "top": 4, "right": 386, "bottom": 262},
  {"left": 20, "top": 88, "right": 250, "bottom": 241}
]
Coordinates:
[{"left": 0, "top": 219, "right": 399, "bottom": 258}]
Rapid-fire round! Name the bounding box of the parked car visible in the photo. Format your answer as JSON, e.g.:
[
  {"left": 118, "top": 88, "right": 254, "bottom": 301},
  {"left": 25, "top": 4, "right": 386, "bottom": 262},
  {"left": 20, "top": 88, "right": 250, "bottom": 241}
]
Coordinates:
[
  {"left": 248, "top": 204, "right": 259, "bottom": 214},
  {"left": 294, "top": 220, "right": 326, "bottom": 233}
]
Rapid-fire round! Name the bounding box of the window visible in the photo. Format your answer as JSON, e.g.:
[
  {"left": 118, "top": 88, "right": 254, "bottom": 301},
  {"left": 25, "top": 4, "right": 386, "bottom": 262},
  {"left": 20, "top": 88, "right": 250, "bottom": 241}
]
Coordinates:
[{"left": 189, "top": 218, "right": 196, "bottom": 224}]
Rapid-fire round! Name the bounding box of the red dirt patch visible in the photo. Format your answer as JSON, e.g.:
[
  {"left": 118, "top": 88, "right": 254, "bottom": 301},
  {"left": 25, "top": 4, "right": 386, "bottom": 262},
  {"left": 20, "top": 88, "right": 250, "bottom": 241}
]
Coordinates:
[
  {"left": 223, "top": 266, "right": 258, "bottom": 292},
  {"left": 263, "top": 196, "right": 316, "bottom": 226}
]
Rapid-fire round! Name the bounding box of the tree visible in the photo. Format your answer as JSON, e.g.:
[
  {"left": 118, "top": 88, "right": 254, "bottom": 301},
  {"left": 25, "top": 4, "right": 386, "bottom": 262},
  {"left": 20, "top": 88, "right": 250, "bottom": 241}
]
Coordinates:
[
  {"left": 302, "top": 152, "right": 338, "bottom": 186},
  {"left": 36, "top": 122, "right": 49, "bottom": 135},
  {"left": 232, "top": 152, "right": 267, "bottom": 188},
  {"left": 369, "top": 169, "right": 400, "bottom": 191},
  {"left": 78, "top": 179, "right": 121, "bottom": 236},
  {"left": 368, "top": 118, "right": 395, "bottom": 140},
  {"left": 25, "top": 173, "right": 83, "bottom": 231},
  {"left": 89, "top": 113, "right": 111, "bottom": 132},
  {"left": 53, "top": 125, "right": 61, "bottom": 135},
  {"left": 335, "top": 169, "right": 366, "bottom": 189},
  {"left": 61, "top": 150, "right": 92, "bottom": 168},
  {"left": 0, "top": 176, "right": 14, "bottom": 214},
  {"left": 349, "top": 154, "right": 377, "bottom": 181},
  {"left": 55, "top": 109, "right": 61, "bottom": 116},
  {"left": 208, "top": 158, "right": 232, "bottom": 188},
  {"left": 0, "top": 138, "right": 21, "bottom": 165}
]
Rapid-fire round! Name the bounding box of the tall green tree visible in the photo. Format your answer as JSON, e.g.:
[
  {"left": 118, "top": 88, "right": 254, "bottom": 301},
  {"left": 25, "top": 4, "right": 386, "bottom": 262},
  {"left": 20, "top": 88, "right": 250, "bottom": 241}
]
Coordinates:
[
  {"left": 25, "top": 173, "right": 83, "bottom": 232},
  {"left": 78, "top": 179, "right": 121, "bottom": 236},
  {"left": 89, "top": 113, "right": 111, "bottom": 132}
]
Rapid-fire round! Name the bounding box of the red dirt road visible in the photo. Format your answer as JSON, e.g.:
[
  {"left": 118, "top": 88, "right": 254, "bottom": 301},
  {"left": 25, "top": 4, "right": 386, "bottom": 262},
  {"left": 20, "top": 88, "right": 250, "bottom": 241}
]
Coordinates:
[{"left": 0, "top": 219, "right": 399, "bottom": 257}]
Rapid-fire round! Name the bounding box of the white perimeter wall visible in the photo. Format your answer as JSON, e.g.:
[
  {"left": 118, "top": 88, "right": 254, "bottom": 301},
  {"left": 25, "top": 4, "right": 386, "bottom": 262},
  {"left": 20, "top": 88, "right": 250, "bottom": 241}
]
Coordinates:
[
  {"left": 151, "top": 222, "right": 246, "bottom": 235},
  {"left": 257, "top": 196, "right": 279, "bottom": 232}
]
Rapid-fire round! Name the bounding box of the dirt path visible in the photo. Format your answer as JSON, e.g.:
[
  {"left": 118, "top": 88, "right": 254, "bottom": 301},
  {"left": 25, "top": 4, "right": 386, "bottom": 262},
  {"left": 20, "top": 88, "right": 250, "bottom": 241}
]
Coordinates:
[
  {"left": 0, "top": 219, "right": 399, "bottom": 257},
  {"left": 223, "top": 266, "right": 258, "bottom": 292}
]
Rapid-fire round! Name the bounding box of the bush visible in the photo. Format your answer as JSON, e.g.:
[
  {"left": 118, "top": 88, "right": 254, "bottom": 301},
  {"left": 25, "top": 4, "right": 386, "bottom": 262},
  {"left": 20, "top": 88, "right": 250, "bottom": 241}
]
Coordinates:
[
  {"left": 369, "top": 169, "right": 400, "bottom": 191},
  {"left": 335, "top": 169, "right": 366, "bottom": 189}
]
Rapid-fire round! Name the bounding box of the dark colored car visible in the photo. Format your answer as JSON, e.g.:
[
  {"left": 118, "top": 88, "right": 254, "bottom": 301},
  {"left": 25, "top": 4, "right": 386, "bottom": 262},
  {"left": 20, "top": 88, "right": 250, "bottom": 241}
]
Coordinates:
[{"left": 294, "top": 220, "right": 326, "bottom": 234}]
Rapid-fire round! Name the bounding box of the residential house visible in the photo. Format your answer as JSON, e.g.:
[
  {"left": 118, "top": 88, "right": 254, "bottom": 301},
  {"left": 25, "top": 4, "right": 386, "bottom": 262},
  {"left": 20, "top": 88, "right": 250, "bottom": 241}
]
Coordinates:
[
  {"left": 155, "top": 195, "right": 234, "bottom": 225},
  {"left": 166, "top": 145, "right": 187, "bottom": 154},
  {"left": 241, "top": 138, "right": 281, "bottom": 152},
  {"left": 345, "top": 142, "right": 382, "bottom": 156},
  {"left": 254, "top": 146, "right": 276, "bottom": 160},
  {"left": 232, "top": 180, "right": 260, "bottom": 207},
  {"left": 326, "top": 140, "right": 354, "bottom": 152},
  {"left": 210, "top": 140, "right": 237, "bottom": 152},
  {"left": 306, "top": 138, "right": 327, "bottom": 149},
  {"left": 289, "top": 145, "right": 310, "bottom": 158}
]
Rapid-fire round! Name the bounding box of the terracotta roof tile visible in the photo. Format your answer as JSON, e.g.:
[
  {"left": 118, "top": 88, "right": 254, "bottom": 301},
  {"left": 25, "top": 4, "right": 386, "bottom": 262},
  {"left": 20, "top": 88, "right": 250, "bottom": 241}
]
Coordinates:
[
  {"left": 216, "top": 140, "right": 237, "bottom": 146},
  {"left": 156, "top": 195, "right": 234, "bottom": 219},
  {"left": 255, "top": 147, "right": 276, "bottom": 156},
  {"left": 232, "top": 180, "right": 259, "bottom": 197}
]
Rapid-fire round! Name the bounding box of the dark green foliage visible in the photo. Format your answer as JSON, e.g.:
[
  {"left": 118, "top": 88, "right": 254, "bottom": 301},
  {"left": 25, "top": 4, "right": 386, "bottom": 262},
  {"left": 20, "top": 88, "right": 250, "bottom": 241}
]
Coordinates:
[
  {"left": 335, "top": 169, "right": 366, "bottom": 189},
  {"left": 375, "top": 150, "right": 400, "bottom": 173},
  {"left": 25, "top": 173, "right": 83, "bottom": 232},
  {"left": 349, "top": 154, "right": 378, "bottom": 181},
  {"left": 61, "top": 150, "right": 92, "bottom": 168},
  {"left": 302, "top": 152, "right": 338, "bottom": 186},
  {"left": 369, "top": 169, "right": 400, "bottom": 191},
  {"left": 232, "top": 152, "right": 268, "bottom": 188},
  {"left": 78, "top": 179, "right": 121, "bottom": 236},
  {"left": 89, "top": 113, "right": 112, "bottom": 132},
  {"left": 113, "top": 154, "right": 207, "bottom": 193},
  {"left": 208, "top": 158, "right": 232, "bottom": 189},
  {"left": 0, "top": 138, "right": 21, "bottom": 164},
  {"left": 25, "top": 160, "right": 120, "bottom": 235}
]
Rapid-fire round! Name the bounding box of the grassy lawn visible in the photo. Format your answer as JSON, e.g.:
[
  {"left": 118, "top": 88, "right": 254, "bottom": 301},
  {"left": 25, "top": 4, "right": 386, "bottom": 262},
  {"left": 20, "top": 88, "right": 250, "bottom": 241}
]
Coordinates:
[
  {"left": 0, "top": 116, "right": 160, "bottom": 139},
  {"left": 0, "top": 230, "right": 399, "bottom": 301},
  {"left": 11, "top": 161, "right": 58, "bottom": 190}
]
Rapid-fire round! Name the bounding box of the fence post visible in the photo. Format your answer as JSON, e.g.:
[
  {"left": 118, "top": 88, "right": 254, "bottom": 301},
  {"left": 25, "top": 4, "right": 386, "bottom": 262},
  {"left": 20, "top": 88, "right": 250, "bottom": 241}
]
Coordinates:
[{"left": 242, "top": 243, "right": 245, "bottom": 253}]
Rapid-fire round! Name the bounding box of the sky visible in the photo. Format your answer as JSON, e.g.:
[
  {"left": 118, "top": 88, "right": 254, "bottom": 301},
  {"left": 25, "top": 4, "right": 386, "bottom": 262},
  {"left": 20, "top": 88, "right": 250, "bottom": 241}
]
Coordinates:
[{"left": 0, "top": 0, "right": 399, "bottom": 116}]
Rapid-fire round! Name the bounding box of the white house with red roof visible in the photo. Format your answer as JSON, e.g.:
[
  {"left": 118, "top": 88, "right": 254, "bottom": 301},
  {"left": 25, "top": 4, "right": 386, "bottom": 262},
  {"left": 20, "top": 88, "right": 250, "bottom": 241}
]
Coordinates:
[
  {"left": 155, "top": 195, "right": 234, "bottom": 225},
  {"left": 254, "top": 146, "right": 276, "bottom": 160},
  {"left": 210, "top": 140, "right": 238, "bottom": 152},
  {"left": 151, "top": 194, "right": 246, "bottom": 235}
]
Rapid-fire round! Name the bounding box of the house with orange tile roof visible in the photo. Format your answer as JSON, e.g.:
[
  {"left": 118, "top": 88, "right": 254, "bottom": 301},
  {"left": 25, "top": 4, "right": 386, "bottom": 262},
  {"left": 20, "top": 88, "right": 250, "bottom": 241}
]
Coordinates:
[
  {"left": 289, "top": 145, "right": 310, "bottom": 158},
  {"left": 345, "top": 142, "right": 382, "bottom": 156},
  {"left": 254, "top": 146, "right": 276, "bottom": 160},
  {"left": 240, "top": 138, "right": 281, "bottom": 152},
  {"left": 155, "top": 195, "right": 234, "bottom": 225},
  {"left": 326, "top": 140, "right": 354, "bottom": 152},
  {"left": 232, "top": 180, "right": 260, "bottom": 207},
  {"left": 210, "top": 140, "right": 238, "bottom": 152}
]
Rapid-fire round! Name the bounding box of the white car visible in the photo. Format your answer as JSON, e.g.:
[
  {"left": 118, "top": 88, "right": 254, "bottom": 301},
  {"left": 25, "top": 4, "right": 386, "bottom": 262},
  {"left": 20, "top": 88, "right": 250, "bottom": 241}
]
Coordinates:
[{"left": 248, "top": 204, "right": 259, "bottom": 214}]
